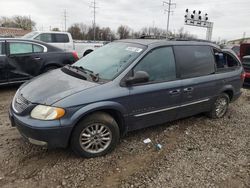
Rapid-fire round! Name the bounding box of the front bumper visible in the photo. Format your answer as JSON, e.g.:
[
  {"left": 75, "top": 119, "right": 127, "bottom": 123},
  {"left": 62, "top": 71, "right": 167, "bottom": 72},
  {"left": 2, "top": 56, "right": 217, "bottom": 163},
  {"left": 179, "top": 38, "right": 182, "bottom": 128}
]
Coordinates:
[{"left": 9, "top": 108, "right": 73, "bottom": 149}]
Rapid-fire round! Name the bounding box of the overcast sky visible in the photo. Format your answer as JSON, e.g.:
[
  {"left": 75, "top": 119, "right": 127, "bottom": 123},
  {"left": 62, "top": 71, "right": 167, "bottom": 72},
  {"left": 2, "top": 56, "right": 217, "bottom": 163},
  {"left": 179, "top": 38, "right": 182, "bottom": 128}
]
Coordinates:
[{"left": 1, "top": 0, "right": 249, "bottom": 41}]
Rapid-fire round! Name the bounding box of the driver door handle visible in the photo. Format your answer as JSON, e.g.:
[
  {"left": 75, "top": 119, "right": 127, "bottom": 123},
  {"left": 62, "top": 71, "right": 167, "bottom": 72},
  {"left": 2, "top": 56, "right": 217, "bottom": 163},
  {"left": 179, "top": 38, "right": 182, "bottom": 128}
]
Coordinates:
[{"left": 34, "top": 57, "right": 41, "bottom": 60}]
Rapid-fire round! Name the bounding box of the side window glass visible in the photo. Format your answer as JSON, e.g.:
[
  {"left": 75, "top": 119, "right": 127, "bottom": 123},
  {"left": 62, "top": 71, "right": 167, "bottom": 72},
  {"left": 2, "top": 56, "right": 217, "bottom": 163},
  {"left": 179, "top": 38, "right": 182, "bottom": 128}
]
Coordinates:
[
  {"left": 35, "top": 34, "right": 52, "bottom": 43},
  {"left": 214, "top": 50, "right": 239, "bottom": 70},
  {"left": 0, "top": 43, "right": 2, "bottom": 55},
  {"left": 33, "top": 44, "right": 44, "bottom": 53},
  {"left": 174, "top": 46, "right": 215, "bottom": 78},
  {"left": 226, "top": 53, "right": 239, "bottom": 67},
  {"left": 9, "top": 43, "right": 33, "bottom": 55},
  {"left": 53, "top": 34, "right": 69, "bottom": 43},
  {"left": 134, "top": 47, "right": 176, "bottom": 82}
]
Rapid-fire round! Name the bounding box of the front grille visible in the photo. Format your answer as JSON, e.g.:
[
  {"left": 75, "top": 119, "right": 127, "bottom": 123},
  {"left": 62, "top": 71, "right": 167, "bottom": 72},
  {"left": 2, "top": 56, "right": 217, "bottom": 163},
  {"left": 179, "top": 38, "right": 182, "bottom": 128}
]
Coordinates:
[{"left": 13, "top": 94, "right": 30, "bottom": 113}]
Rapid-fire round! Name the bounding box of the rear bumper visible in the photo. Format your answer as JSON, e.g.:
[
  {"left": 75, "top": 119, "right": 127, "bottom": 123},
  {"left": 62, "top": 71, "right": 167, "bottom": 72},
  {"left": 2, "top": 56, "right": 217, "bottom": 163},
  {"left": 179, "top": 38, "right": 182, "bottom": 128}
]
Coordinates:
[
  {"left": 231, "top": 91, "right": 242, "bottom": 102},
  {"left": 9, "top": 108, "right": 73, "bottom": 148}
]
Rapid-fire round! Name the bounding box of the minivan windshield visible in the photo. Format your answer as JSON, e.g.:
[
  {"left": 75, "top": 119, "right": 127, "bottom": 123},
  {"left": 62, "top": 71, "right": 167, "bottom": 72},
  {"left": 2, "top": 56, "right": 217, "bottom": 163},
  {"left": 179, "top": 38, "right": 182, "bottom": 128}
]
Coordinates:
[{"left": 73, "top": 42, "right": 146, "bottom": 80}]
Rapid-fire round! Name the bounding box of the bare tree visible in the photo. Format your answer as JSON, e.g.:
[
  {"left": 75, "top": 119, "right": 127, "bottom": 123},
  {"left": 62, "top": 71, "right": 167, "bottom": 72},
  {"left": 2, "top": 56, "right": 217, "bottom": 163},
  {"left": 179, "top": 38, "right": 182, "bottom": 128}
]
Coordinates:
[
  {"left": 0, "top": 16, "right": 35, "bottom": 30},
  {"left": 68, "top": 24, "right": 83, "bottom": 40},
  {"left": 117, "top": 25, "right": 130, "bottom": 39}
]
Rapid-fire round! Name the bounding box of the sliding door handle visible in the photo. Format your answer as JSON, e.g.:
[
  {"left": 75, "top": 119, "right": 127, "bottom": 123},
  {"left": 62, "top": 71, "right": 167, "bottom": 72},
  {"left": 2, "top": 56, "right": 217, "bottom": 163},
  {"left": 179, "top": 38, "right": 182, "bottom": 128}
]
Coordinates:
[
  {"left": 169, "top": 89, "right": 181, "bottom": 95},
  {"left": 183, "top": 87, "right": 194, "bottom": 93}
]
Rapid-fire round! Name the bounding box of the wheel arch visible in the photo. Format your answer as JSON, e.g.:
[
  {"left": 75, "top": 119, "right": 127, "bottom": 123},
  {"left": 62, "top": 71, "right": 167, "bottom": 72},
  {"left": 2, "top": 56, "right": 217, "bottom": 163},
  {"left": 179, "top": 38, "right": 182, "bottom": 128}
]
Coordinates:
[
  {"left": 68, "top": 102, "right": 128, "bottom": 146},
  {"left": 42, "top": 62, "right": 61, "bottom": 73},
  {"left": 220, "top": 85, "right": 234, "bottom": 101},
  {"left": 83, "top": 49, "right": 94, "bottom": 56}
]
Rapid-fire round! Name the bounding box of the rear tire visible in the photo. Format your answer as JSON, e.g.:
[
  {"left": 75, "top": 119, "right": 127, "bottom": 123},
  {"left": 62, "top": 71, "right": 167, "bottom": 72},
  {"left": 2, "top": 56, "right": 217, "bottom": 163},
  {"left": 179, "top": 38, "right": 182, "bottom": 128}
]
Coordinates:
[
  {"left": 207, "top": 93, "right": 230, "bottom": 119},
  {"left": 70, "top": 112, "right": 120, "bottom": 158}
]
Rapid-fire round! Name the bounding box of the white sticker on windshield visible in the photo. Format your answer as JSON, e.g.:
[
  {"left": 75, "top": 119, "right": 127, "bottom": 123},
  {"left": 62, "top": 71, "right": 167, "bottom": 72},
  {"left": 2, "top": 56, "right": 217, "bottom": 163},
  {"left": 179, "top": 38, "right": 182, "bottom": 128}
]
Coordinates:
[{"left": 126, "top": 47, "right": 143, "bottom": 53}]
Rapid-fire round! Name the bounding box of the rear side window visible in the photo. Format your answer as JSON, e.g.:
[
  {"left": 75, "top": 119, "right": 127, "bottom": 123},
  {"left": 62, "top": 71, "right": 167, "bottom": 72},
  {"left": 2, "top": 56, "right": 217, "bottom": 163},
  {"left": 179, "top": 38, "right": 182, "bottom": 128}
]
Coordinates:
[
  {"left": 134, "top": 47, "right": 176, "bottom": 82},
  {"left": 214, "top": 50, "right": 239, "bottom": 70},
  {"left": 9, "top": 42, "right": 44, "bottom": 55},
  {"left": 53, "top": 34, "right": 69, "bottom": 43},
  {"left": 10, "top": 43, "right": 33, "bottom": 54},
  {"left": 174, "top": 46, "right": 215, "bottom": 78},
  {"left": 0, "top": 43, "right": 2, "bottom": 54},
  {"left": 35, "top": 33, "right": 53, "bottom": 43}
]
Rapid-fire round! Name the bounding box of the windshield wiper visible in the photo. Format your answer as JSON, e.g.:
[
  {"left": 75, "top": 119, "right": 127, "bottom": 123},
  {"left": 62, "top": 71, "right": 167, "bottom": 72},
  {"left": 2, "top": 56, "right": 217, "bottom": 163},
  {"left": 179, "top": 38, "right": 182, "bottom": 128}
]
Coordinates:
[{"left": 69, "top": 65, "right": 100, "bottom": 82}]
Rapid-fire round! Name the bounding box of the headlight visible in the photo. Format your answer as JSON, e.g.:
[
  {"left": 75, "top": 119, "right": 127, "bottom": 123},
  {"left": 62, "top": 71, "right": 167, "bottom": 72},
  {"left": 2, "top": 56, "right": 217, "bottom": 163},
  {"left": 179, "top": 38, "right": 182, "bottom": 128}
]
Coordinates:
[{"left": 31, "top": 105, "right": 65, "bottom": 120}]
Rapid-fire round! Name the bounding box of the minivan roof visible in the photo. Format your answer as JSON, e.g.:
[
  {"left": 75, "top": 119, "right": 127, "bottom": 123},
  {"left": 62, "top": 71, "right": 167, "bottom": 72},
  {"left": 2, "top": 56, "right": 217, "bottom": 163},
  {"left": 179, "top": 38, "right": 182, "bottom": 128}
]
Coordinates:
[{"left": 118, "top": 39, "right": 220, "bottom": 48}]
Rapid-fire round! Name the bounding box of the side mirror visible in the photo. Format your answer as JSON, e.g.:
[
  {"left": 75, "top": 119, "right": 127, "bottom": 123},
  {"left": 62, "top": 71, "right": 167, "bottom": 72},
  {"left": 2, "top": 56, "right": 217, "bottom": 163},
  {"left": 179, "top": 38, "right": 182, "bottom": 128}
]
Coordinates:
[{"left": 125, "top": 71, "right": 149, "bottom": 85}]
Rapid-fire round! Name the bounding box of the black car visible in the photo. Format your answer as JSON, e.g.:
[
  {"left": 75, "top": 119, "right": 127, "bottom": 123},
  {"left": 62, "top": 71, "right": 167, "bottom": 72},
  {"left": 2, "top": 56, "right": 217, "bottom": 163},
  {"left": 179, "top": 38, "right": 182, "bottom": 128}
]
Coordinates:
[
  {"left": 0, "top": 38, "right": 79, "bottom": 85},
  {"left": 9, "top": 39, "right": 244, "bottom": 158}
]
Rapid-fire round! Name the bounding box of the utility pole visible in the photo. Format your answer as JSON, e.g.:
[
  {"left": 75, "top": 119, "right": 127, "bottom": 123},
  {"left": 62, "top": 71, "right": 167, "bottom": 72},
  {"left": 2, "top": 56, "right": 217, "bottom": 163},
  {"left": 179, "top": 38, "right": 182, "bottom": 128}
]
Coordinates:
[
  {"left": 63, "top": 9, "right": 67, "bottom": 32},
  {"left": 163, "top": 0, "right": 176, "bottom": 39},
  {"left": 29, "top": 15, "right": 32, "bottom": 31},
  {"left": 90, "top": 0, "right": 98, "bottom": 41}
]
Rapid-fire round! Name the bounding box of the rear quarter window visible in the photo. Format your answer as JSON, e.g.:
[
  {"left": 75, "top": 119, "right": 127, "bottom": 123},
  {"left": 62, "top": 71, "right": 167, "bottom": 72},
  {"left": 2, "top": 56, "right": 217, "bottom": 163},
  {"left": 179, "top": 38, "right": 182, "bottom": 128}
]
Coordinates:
[
  {"left": 214, "top": 49, "right": 240, "bottom": 71},
  {"left": 33, "top": 44, "right": 44, "bottom": 53},
  {"left": 174, "top": 45, "right": 215, "bottom": 78}
]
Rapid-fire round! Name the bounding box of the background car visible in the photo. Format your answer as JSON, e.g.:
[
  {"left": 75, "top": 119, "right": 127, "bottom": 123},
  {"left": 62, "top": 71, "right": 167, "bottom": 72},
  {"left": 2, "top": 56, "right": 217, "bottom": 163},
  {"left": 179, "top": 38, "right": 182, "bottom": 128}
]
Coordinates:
[
  {"left": 240, "top": 43, "right": 250, "bottom": 60},
  {"left": 242, "top": 56, "right": 250, "bottom": 86},
  {"left": 224, "top": 45, "right": 240, "bottom": 58},
  {"left": 22, "top": 31, "right": 104, "bottom": 57},
  {"left": 0, "top": 38, "right": 79, "bottom": 86}
]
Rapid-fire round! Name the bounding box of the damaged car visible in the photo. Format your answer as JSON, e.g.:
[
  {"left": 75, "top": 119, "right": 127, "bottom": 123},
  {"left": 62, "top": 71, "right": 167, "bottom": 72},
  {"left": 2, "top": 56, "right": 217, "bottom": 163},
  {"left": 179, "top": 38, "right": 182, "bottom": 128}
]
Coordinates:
[{"left": 0, "top": 38, "right": 79, "bottom": 85}]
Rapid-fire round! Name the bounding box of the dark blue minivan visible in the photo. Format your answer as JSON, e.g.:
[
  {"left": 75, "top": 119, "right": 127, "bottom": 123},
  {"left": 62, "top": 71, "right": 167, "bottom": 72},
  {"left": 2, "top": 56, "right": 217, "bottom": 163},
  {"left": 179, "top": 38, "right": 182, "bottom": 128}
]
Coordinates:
[{"left": 9, "top": 39, "right": 244, "bottom": 158}]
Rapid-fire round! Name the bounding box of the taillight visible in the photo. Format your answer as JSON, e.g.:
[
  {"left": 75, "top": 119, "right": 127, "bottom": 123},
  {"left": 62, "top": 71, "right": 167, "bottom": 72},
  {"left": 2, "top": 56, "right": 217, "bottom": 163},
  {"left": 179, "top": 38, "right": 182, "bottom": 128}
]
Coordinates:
[
  {"left": 72, "top": 51, "right": 79, "bottom": 61},
  {"left": 241, "top": 72, "right": 246, "bottom": 81}
]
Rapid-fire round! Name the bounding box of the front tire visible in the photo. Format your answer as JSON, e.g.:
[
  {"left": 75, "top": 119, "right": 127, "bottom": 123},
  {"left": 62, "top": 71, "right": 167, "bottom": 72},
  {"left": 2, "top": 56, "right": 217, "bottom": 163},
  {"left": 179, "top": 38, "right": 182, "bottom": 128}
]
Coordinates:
[
  {"left": 207, "top": 93, "right": 230, "bottom": 119},
  {"left": 70, "top": 112, "right": 120, "bottom": 158}
]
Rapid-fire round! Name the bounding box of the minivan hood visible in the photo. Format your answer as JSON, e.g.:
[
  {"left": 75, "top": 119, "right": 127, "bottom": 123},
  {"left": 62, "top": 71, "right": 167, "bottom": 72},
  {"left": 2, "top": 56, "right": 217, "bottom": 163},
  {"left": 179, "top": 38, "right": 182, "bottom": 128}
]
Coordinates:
[{"left": 20, "top": 69, "right": 100, "bottom": 105}]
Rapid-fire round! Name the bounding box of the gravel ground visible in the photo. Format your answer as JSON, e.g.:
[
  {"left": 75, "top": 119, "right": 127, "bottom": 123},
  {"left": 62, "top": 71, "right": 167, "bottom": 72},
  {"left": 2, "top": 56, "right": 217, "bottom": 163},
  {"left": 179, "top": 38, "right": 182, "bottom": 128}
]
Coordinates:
[{"left": 0, "top": 85, "right": 249, "bottom": 188}]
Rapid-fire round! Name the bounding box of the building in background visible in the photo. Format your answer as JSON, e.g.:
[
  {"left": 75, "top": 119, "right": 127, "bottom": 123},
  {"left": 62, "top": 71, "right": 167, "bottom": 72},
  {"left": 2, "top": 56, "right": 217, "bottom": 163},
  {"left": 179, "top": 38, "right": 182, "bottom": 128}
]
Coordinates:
[
  {"left": 228, "top": 37, "right": 250, "bottom": 45},
  {"left": 0, "top": 27, "right": 31, "bottom": 38}
]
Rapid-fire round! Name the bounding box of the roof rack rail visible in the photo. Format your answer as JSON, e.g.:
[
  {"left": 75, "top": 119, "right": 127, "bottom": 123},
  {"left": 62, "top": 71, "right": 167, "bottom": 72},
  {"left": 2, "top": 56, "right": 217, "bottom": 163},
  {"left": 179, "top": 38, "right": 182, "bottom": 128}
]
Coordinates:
[
  {"left": 138, "top": 35, "right": 166, "bottom": 39},
  {"left": 168, "top": 37, "right": 215, "bottom": 43}
]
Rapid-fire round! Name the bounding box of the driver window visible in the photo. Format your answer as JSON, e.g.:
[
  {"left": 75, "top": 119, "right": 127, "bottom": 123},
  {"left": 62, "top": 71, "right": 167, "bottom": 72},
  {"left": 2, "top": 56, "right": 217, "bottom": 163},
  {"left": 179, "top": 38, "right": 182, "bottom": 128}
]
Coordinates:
[{"left": 133, "top": 47, "right": 176, "bottom": 82}]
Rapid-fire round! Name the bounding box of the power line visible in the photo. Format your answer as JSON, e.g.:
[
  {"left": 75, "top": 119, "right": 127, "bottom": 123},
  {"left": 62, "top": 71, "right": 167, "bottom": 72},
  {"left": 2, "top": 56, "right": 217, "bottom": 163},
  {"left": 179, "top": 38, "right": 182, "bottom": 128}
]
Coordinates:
[
  {"left": 163, "top": 0, "right": 176, "bottom": 38},
  {"left": 90, "top": 0, "right": 99, "bottom": 41}
]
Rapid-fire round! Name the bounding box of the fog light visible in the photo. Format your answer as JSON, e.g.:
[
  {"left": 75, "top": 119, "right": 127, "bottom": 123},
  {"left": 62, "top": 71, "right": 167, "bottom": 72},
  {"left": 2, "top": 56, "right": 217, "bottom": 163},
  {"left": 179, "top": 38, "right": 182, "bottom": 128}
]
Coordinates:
[{"left": 28, "top": 138, "right": 47, "bottom": 146}]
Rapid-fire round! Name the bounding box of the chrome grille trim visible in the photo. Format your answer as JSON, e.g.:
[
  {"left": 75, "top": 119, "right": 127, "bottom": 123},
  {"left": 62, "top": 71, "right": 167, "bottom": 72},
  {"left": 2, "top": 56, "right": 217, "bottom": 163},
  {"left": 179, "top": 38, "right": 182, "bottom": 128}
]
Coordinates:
[{"left": 12, "top": 94, "right": 30, "bottom": 113}]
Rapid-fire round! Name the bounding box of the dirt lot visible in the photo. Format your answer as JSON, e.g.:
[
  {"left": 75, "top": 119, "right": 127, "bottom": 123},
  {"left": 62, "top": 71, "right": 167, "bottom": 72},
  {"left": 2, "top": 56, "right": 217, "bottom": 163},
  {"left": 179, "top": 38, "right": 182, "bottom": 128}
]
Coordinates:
[{"left": 0, "top": 86, "right": 249, "bottom": 188}]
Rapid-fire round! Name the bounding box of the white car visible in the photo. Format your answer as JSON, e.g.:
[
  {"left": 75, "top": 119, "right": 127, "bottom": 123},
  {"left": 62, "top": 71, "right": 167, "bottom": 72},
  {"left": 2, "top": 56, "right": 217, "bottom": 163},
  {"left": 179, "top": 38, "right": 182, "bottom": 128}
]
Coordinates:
[{"left": 22, "top": 31, "right": 104, "bottom": 57}]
